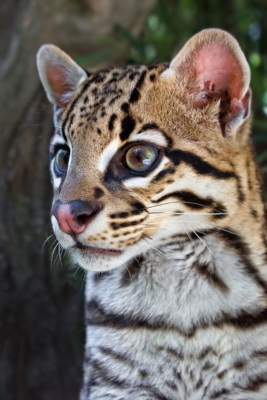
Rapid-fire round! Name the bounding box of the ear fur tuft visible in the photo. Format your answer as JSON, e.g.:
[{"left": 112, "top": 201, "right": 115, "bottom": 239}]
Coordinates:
[
  {"left": 163, "top": 29, "right": 251, "bottom": 136},
  {"left": 37, "top": 44, "right": 87, "bottom": 113}
]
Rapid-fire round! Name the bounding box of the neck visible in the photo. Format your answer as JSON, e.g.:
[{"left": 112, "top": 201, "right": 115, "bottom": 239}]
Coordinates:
[{"left": 86, "top": 229, "right": 267, "bottom": 336}]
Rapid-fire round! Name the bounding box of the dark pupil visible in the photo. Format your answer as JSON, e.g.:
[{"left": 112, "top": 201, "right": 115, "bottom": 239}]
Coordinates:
[
  {"left": 56, "top": 149, "right": 69, "bottom": 173},
  {"left": 126, "top": 146, "right": 156, "bottom": 171},
  {"left": 131, "top": 148, "right": 148, "bottom": 167}
]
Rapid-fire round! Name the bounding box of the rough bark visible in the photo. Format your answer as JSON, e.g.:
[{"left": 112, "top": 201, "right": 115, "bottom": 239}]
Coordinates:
[{"left": 0, "top": 1, "right": 154, "bottom": 399}]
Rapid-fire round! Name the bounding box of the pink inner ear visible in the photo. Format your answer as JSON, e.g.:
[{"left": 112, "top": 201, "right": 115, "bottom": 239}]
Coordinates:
[
  {"left": 46, "top": 65, "right": 73, "bottom": 107},
  {"left": 195, "top": 43, "right": 243, "bottom": 100}
]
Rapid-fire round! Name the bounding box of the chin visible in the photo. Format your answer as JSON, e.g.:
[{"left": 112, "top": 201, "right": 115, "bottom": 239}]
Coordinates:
[
  {"left": 69, "top": 247, "right": 127, "bottom": 271},
  {"left": 68, "top": 240, "right": 150, "bottom": 272}
]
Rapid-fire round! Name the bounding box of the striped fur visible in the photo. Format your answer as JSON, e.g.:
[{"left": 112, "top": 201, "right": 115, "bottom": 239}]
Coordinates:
[{"left": 37, "top": 29, "right": 267, "bottom": 399}]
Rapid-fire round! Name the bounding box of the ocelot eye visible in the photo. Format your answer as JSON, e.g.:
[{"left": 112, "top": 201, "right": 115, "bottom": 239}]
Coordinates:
[
  {"left": 125, "top": 145, "right": 157, "bottom": 172},
  {"left": 54, "top": 148, "right": 70, "bottom": 175}
]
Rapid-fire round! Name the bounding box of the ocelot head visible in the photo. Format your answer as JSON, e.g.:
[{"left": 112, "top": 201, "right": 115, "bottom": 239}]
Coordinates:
[{"left": 37, "top": 29, "right": 265, "bottom": 272}]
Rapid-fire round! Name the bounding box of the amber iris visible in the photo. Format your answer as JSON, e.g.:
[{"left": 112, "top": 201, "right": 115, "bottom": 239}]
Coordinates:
[
  {"left": 55, "top": 149, "right": 70, "bottom": 174},
  {"left": 125, "top": 145, "right": 157, "bottom": 172}
]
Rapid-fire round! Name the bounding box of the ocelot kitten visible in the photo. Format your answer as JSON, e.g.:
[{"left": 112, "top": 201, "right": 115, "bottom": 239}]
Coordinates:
[{"left": 37, "top": 29, "right": 267, "bottom": 399}]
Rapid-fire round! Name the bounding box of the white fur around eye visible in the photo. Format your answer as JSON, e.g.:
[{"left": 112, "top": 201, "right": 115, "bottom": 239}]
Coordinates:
[
  {"left": 51, "top": 158, "right": 62, "bottom": 189},
  {"left": 129, "top": 131, "right": 167, "bottom": 147},
  {"left": 124, "top": 156, "right": 169, "bottom": 188},
  {"left": 50, "top": 135, "right": 66, "bottom": 147},
  {"left": 98, "top": 137, "right": 120, "bottom": 173}
]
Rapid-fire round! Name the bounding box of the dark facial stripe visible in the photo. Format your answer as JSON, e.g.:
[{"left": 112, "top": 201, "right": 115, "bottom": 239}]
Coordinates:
[
  {"left": 153, "top": 191, "right": 213, "bottom": 208},
  {"left": 152, "top": 167, "right": 175, "bottom": 182},
  {"left": 217, "top": 230, "right": 267, "bottom": 293},
  {"left": 110, "top": 216, "right": 147, "bottom": 230},
  {"left": 129, "top": 70, "right": 147, "bottom": 104},
  {"left": 119, "top": 115, "right": 136, "bottom": 141},
  {"left": 62, "top": 73, "right": 105, "bottom": 141},
  {"left": 152, "top": 190, "right": 227, "bottom": 219},
  {"left": 192, "top": 262, "right": 228, "bottom": 292},
  {"left": 108, "top": 113, "right": 117, "bottom": 131},
  {"left": 139, "top": 123, "right": 159, "bottom": 132},
  {"left": 166, "top": 149, "right": 236, "bottom": 180}
]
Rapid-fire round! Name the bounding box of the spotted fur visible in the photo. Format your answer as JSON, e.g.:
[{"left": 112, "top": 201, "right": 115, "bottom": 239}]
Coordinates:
[{"left": 37, "top": 29, "right": 267, "bottom": 399}]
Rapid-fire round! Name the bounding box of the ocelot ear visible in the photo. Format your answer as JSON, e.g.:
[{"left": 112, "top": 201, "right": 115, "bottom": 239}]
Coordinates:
[
  {"left": 163, "top": 29, "right": 251, "bottom": 137},
  {"left": 37, "top": 44, "right": 88, "bottom": 127}
]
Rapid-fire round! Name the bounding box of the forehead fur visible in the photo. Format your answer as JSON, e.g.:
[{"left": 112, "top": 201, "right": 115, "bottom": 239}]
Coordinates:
[{"left": 58, "top": 60, "right": 245, "bottom": 160}]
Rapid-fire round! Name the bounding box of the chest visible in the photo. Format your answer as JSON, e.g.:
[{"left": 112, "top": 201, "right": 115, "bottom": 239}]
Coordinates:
[{"left": 86, "top": 319, "right": 267, "bottom": 399}]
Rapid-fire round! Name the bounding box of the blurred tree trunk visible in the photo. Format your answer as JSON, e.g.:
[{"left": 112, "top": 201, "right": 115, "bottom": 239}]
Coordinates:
[{"left": 0, "top": 1, "right": 154, "bottom": 399}]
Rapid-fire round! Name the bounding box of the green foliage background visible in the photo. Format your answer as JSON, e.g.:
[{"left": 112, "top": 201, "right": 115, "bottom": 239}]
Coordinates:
[{"left": 76, "top": 0, "right": 267, "bottom": 195}]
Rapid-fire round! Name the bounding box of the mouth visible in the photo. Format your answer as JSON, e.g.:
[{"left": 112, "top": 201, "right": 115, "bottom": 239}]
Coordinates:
[{"left": 76, "top": 242, "right": 123, "bottom": 257}]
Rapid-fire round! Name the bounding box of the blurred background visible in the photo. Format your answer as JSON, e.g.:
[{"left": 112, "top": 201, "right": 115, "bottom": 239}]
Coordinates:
[{"left": 1, "top": 1, "right": 267, "bottom": 399}]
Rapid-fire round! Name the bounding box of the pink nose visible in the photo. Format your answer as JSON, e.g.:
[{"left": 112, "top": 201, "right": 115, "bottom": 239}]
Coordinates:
[{"left": 52, "top": 200, "right": 102, "bottom": 236}]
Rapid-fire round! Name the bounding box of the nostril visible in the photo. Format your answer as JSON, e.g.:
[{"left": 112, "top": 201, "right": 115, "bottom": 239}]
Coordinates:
[
  {"left": 52, "top": 200, "right": 103, "bottom": 236},
  {"left": 75, "top": 206, "right": 102, "bottom": 227},
  {"left": 71, "top": 201, "right": 103, "bottom": 231},
  {"left": 76, "top": 213, "right": 90, "bottom": 227}
]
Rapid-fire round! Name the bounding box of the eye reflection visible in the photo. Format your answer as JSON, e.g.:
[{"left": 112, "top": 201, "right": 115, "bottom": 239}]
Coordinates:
[
  {"left": 125, "top": 145, "right": 157, "bottom": 172},
  {"left": 54, "top": 148, "right": 70, "bottom": 175}
]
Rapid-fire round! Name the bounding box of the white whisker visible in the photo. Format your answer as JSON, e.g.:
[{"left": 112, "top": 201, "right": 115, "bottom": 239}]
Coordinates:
[{"left": 186, "top": 223, "right": 218, "bottom": 262}]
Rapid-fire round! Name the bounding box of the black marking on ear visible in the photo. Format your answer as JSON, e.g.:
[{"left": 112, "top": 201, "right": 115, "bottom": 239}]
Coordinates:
[
  {"left": 120, "top": 115, "right": 136, "bottom": 141},
  {"left": 108, "top": 114, "right": 117, "bottom": 131},
  {"left": 121, "top": 102, "right": 129, "bottom": 113},
  {"left": 166, "top": 149, "right": 236, "bottom": 180},
  {"left": 129, "top": 70, "right": 147, "bottom": 104},
  {"left": 94, "top": 187, "right": 104, "bottom": 199}
]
